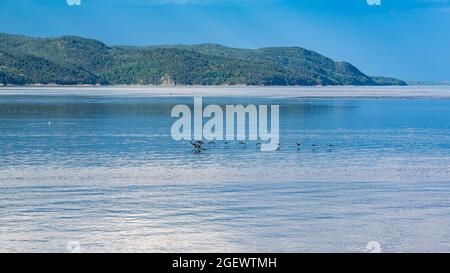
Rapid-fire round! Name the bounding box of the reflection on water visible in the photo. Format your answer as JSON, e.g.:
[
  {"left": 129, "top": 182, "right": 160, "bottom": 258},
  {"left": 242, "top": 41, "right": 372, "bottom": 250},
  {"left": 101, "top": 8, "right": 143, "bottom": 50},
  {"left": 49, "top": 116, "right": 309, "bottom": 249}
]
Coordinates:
[
  {"left": 0, "top": 92, "right": 450, "bottom": 252},
  {"left": 1, "top": 181, "right": 450, "bottom": 253}
]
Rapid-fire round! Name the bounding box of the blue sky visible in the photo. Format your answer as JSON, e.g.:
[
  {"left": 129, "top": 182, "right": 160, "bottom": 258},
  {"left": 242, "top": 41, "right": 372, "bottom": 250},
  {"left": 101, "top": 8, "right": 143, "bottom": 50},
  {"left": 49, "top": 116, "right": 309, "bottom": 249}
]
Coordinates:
[{"left": 0, "top": 0, "right": 449, "bottom": 81}]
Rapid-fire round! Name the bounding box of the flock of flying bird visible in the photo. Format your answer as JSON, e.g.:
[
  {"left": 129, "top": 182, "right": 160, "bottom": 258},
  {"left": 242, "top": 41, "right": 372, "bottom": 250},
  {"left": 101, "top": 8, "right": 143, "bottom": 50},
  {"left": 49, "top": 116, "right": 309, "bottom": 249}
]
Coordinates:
[{"left": 188, "top": 140, "right": 335, "bottom": 152}]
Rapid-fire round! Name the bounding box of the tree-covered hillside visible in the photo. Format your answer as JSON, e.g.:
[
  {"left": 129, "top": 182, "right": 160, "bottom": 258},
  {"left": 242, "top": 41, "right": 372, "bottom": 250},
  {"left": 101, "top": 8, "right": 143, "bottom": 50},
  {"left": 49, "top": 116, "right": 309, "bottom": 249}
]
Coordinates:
[
  {"left": 0, "top": 33, "right": 406, "bottom": 86},
  {"left": 0, "top": 50, "right": 101, "bottom": 85}
]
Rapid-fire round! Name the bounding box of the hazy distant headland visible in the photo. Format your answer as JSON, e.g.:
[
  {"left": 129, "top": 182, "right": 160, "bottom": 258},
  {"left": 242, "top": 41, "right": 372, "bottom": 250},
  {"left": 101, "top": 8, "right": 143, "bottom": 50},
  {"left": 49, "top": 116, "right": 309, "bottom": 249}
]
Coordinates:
[{"left": 0, "top": 33, "right": 406, "bottom": 87}]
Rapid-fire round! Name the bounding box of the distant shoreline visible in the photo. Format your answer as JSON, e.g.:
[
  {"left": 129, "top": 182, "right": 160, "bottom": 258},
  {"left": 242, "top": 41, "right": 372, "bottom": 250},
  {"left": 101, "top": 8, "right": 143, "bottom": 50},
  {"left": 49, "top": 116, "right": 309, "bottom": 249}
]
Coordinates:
[
  {"left": 1, "top": 85, "right": 450, "bottom": 98},
  {"left": 0, "top": 83, "right": 418, "bottom": 87}
]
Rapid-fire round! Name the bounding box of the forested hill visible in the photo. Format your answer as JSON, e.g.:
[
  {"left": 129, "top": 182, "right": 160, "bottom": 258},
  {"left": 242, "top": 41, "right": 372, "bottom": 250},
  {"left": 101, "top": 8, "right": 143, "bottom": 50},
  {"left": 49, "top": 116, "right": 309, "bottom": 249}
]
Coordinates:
[{"left": 0, "top": 33, "right": 406, "bottom": 86}]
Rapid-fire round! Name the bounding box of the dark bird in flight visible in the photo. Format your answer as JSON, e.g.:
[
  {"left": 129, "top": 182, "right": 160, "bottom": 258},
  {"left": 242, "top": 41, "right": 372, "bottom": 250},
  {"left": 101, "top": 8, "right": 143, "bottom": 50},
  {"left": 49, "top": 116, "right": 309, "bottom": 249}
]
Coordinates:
[
  {"left": 327, "top": 144, "right": 335, "bottom": 152},
  {"left": 189, "top": 140, "right": 204, "bottom": 149}
]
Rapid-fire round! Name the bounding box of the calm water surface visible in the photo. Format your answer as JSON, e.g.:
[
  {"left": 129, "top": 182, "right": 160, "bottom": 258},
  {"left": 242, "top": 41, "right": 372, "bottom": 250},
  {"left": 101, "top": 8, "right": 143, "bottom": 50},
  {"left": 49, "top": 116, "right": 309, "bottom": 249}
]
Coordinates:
[{"left": 0, "top": 90, "right": 449, "bottom": 252}]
